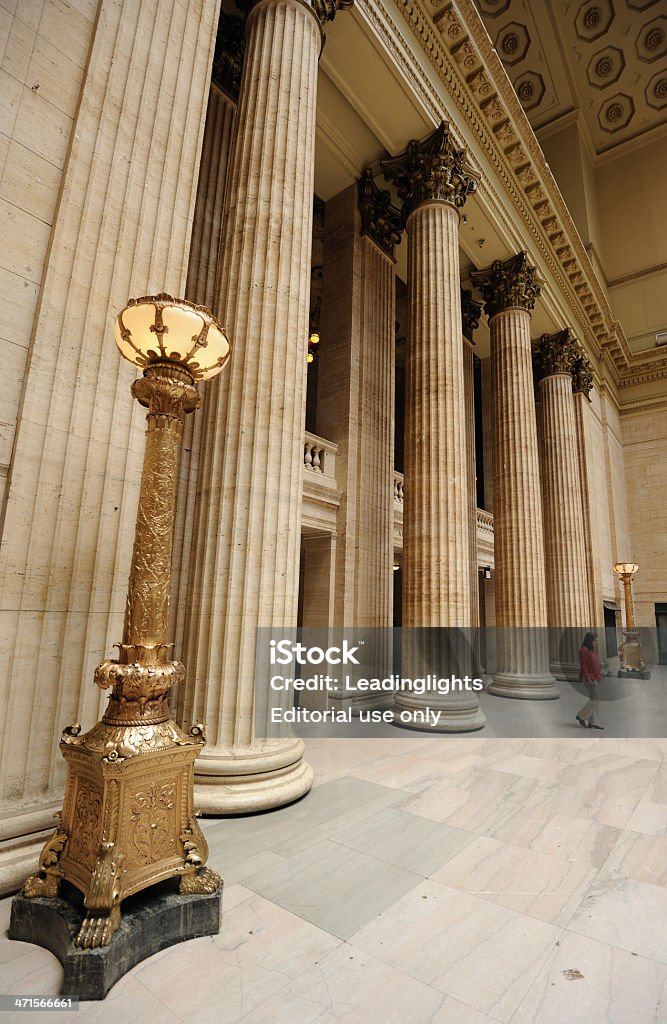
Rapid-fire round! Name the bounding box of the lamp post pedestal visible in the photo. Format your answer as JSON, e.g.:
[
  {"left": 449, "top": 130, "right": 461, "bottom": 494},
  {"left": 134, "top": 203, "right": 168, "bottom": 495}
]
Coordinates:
[{"left": 614, "top": 564, "right": 651, "bottom": 680}]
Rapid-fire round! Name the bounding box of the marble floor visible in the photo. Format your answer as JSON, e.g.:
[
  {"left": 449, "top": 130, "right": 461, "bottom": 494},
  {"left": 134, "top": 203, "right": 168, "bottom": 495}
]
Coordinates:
[{"left": 2, "top": 673, "right": 667, "bottom": 1022}]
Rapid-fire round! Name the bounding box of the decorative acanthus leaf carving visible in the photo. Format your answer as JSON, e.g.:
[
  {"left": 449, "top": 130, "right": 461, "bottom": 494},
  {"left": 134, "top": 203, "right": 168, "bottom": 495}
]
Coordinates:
[
  {"left": 381, "top": 121, "right": 478, "bottom": 219},
  {"left": 471, "top": 251, "right": 541, "bottom": 319}
]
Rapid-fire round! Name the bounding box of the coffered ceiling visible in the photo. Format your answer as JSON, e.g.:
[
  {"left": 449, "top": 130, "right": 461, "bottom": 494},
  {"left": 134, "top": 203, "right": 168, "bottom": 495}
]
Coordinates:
[{"left": 472, "top": 0, "right": 666, "bottom": 154}]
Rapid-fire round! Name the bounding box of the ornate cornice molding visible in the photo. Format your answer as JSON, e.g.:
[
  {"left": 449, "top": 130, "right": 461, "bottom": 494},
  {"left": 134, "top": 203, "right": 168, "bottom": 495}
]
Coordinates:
[
  {"left": 533, "top": 328, "right": 579, "bottom": 383},
  {"left": 378, "top": 0, "right": 667, "bottom": 389},
  {"left": 358, "top": 169, "right": 403, "bottom": 261},
  {"left": 461, "top": 287, "right": 481, "bottom": 342},
  {"left": 381, "top": 121, "right": 478, "bottom": 219},
  {"left": 471, "top": 252, "right": 541, "bottom": 320}
]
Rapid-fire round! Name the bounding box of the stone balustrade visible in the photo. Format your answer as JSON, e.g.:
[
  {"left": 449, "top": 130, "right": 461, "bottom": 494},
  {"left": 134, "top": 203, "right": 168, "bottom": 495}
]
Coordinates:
[
  {"left": 304, "top": 432, "right": 337, "bottom": 479},
  {"left": 476, "top": 508, "right": 494, "bottom": 535},
  {"left": 394, "top": 472, "right": 404, "bottom": 504}
]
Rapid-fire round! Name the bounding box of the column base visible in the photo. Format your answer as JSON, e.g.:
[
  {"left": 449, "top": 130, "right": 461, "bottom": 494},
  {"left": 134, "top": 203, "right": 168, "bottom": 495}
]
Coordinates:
[
  {"left": 549, "top": 661, "right": 580, "bottom": 682},
  {"left": 392, "top": 693, "right": 486, "bottom": 733},
  {"left": 194, "top": 738, "right": 313, "bottom": 814},
  {"left": 488, "top": 673, "right": 560, "bottom": 699}
]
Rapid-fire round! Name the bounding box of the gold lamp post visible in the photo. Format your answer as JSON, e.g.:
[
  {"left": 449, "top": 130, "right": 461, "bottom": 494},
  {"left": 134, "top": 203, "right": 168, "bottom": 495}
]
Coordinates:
[
  {"left": 22, "top": 294, "right": 230, "bottom": 949},
  {"left": 613, "top": 562, "right": 651, "bottom": 679}
]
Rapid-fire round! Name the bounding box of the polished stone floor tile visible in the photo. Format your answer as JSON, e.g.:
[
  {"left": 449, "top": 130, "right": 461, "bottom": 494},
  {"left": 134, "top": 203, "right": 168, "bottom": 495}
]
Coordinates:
[
  {"left": 331, "top": 807, "right": 475, "bottom": 876},
  {"left": 349, "top": 879, "right": 560, "bottom": 1022},
  {"left": 567, "top": 877, "right": 667, "bottom": 963},
  {"left": 595, "top": 829, "right": 667, "bottom": 888},
  {"left": 134, "top": 888, "right": 341, "bottom": 1024},
  {"left": 508, "top": 929, "right": 667, "bottom": 1024},
  {"left": 626, "top": 798, "right": 667, "bottom": 837},
  {"left": 2, "top": 731, "right": 667, "bottom": 1021},
  {"left": 431, "top": 834, "right": 598, "bottom": 926},
  {"left": 243, "top": 839, "right": 423, "bottom": 939},
  {"left": 235, "top": 944, "right": 446, "bottom": 1024}
]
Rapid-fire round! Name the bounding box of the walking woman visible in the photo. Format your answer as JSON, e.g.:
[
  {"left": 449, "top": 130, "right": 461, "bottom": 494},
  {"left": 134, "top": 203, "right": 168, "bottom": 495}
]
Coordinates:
[{"left": 576, "top": 632, "right": 604, "bottom": 730}]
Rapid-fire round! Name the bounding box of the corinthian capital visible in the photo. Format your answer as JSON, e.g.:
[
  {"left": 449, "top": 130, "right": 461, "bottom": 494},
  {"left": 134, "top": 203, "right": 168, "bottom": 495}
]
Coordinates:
[
  {"left": 572, "top": 352, "right": 594, "bottom": 397},
  {"left": 240, "top": 0, "right": 353, "bottom": 27},
  {"left": 381, "top": 121, "right": 478, "bottom": 220},
  {"left": 470, "top": 251, "right": 541, "bottom": 320},
  {"left": 532, "top": 328, "right": 579, "bottom": 382},
  {"left": 311, "top": 0, "right": 353, "bottom": 24},
  {"left": 358, "top": 170, "right": 403, "bottom": 260},
  {"left": 461, "top": 288, "right": 482, "bottom": 342}
]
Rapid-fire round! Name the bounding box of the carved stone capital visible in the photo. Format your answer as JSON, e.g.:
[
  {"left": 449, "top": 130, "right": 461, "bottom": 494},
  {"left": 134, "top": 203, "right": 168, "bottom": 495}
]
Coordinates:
[
  {"left": 239, "top": 0, "right": 353, "bottom": 28},
  {"left": 471, "top": 251, "right": 541, "bottom": 319},
  {"left": 532, "top": 328, "right": 579, "bottom": 383},
  {"left": 572, "top": 352, "right": 594, "bottom": 397},
  {"left": 358, "top": 169, "right": 403, "bottom": 260},
  {"left": 461, "top": 287, "right": 482, "bottom": 342},
  {"left": 311, "top": 0, "right": 353, "bottom": 24},
  {"left": 212, "top": 12, "right": 245, "bottom": 100},
  {"left": 381, "top": 121, "right": 478, "bottom": 219}
]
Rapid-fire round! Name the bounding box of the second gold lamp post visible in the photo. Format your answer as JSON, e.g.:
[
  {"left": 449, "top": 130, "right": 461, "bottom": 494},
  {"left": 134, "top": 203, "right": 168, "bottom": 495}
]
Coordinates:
[
  {"left": 613, "top": 562, "right": 650, "bottom": 680},
  {"left": 20, "top": 295, "right": 229, "bottom": 954}
]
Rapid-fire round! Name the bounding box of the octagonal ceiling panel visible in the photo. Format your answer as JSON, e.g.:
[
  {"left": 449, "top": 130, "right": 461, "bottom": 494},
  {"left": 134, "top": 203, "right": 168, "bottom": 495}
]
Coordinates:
[{"left": 471, "top": 0, "right": 667, "bottom": 154}]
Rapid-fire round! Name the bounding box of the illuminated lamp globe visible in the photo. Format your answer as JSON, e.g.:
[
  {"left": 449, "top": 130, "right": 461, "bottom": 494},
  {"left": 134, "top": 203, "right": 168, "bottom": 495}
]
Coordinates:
[
  {"left": 114, "top": 293, "right": 230, "bottom": 381},
  {"left": 613, "top": 562, "right": 639, "bottom": 576}
]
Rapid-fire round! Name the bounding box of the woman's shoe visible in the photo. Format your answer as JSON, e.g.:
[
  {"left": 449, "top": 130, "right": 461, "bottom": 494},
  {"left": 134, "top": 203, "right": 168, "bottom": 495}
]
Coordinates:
[
  {"left": 589, "top": 724, "right": 604, "bottom": 730},
  {"left": 576, "top": 716, "right": 587, "bottom": 728}
]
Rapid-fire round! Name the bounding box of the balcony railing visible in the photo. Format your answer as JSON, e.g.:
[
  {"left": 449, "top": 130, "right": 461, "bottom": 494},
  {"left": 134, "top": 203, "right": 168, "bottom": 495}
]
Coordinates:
[{"left": 393, "top": 472, "right": 404, "bottom": 504}]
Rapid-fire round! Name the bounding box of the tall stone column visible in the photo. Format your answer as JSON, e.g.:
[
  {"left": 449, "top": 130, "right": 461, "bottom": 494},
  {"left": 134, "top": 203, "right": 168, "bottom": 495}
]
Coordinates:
[
  {"left": 383, "top": 122, "right": 485, "bottom": 731},
  {"left": 462, "top": 290, "right": 483, "bottom": 630},
  {"left": 471, "top": 253, "right": 558, "bottom": 699},
  {"left": 316, "top": 174, "right": 401, "bottom": 711},
  {"left": 0, "top": 0, "right": 220, "bottom": 894},
  {"left": 181, "top": 0, "right": 352, "bottom": 813},
  {"left": 572, "top": 355, "right": 604, "bottom": 631},
  {"left": 533, "top": 329, "right": 591, "bottom": 679},
  {"left": 172, "top": 83, "right": 238, "bottom": 656},
  {"left": 462, "top": 289, "right": 483, "bottom": 675}
]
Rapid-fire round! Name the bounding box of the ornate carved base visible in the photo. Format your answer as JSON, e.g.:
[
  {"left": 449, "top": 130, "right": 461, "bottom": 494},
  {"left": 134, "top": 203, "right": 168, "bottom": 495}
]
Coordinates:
[
  {"left": 22, "top": 718, "right": 214, "bottom": 948},
  {"left": 9, "top": 879, "right": 222, "bottom": 999},
  {"left": 618, "top": 634, "right": 650, "bottom": 679}
]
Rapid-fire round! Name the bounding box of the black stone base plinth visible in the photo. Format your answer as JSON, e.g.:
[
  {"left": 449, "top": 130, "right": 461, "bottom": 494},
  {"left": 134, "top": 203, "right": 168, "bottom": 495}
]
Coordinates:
[
  {"left": 8, "top": 878, "right": 222, "bottom": 1000},
  {"left": 618, "top": 669, "right": 652, "bottom": 679}
]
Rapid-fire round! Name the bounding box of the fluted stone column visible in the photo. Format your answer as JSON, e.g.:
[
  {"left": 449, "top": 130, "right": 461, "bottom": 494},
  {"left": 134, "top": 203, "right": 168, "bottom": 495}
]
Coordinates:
[
  {"left": 462, "top": 290, "right": 483, "bottom": 630},
  {"left": 172, "top": 84, "right": 238, "bottom": 656},
  {"left": 383, "top": 123, "right": 485, "bottom": 731},
  {"left": 181, "top": 0, "right": 352, "bottom": 813},
  {"left": 471, "top": 253, "right": 558, "bottom": 699},
  {"left": 462, "top": 290, "right": 483, "bottom": 675},
  {"left": 316, "top": 174, "right": 401, "bottom": 711},
  {"left": 0, "top": 0, "right": 220, "bottom": 893},
  {"left": 533, "top": 330, "right": 591, "bottom": 679},
  {"left": 572, "top": 355, "right": 604, "bottom": 632}
]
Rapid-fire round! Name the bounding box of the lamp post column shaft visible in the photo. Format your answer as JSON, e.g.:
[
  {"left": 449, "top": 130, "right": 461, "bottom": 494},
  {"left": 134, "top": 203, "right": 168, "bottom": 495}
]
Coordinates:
[
  {"left": 624, "top": 577, "right": 635, "bottom": 629},
  {"left": 124, "top": 379, "right": 185, "bottom": 649}
]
